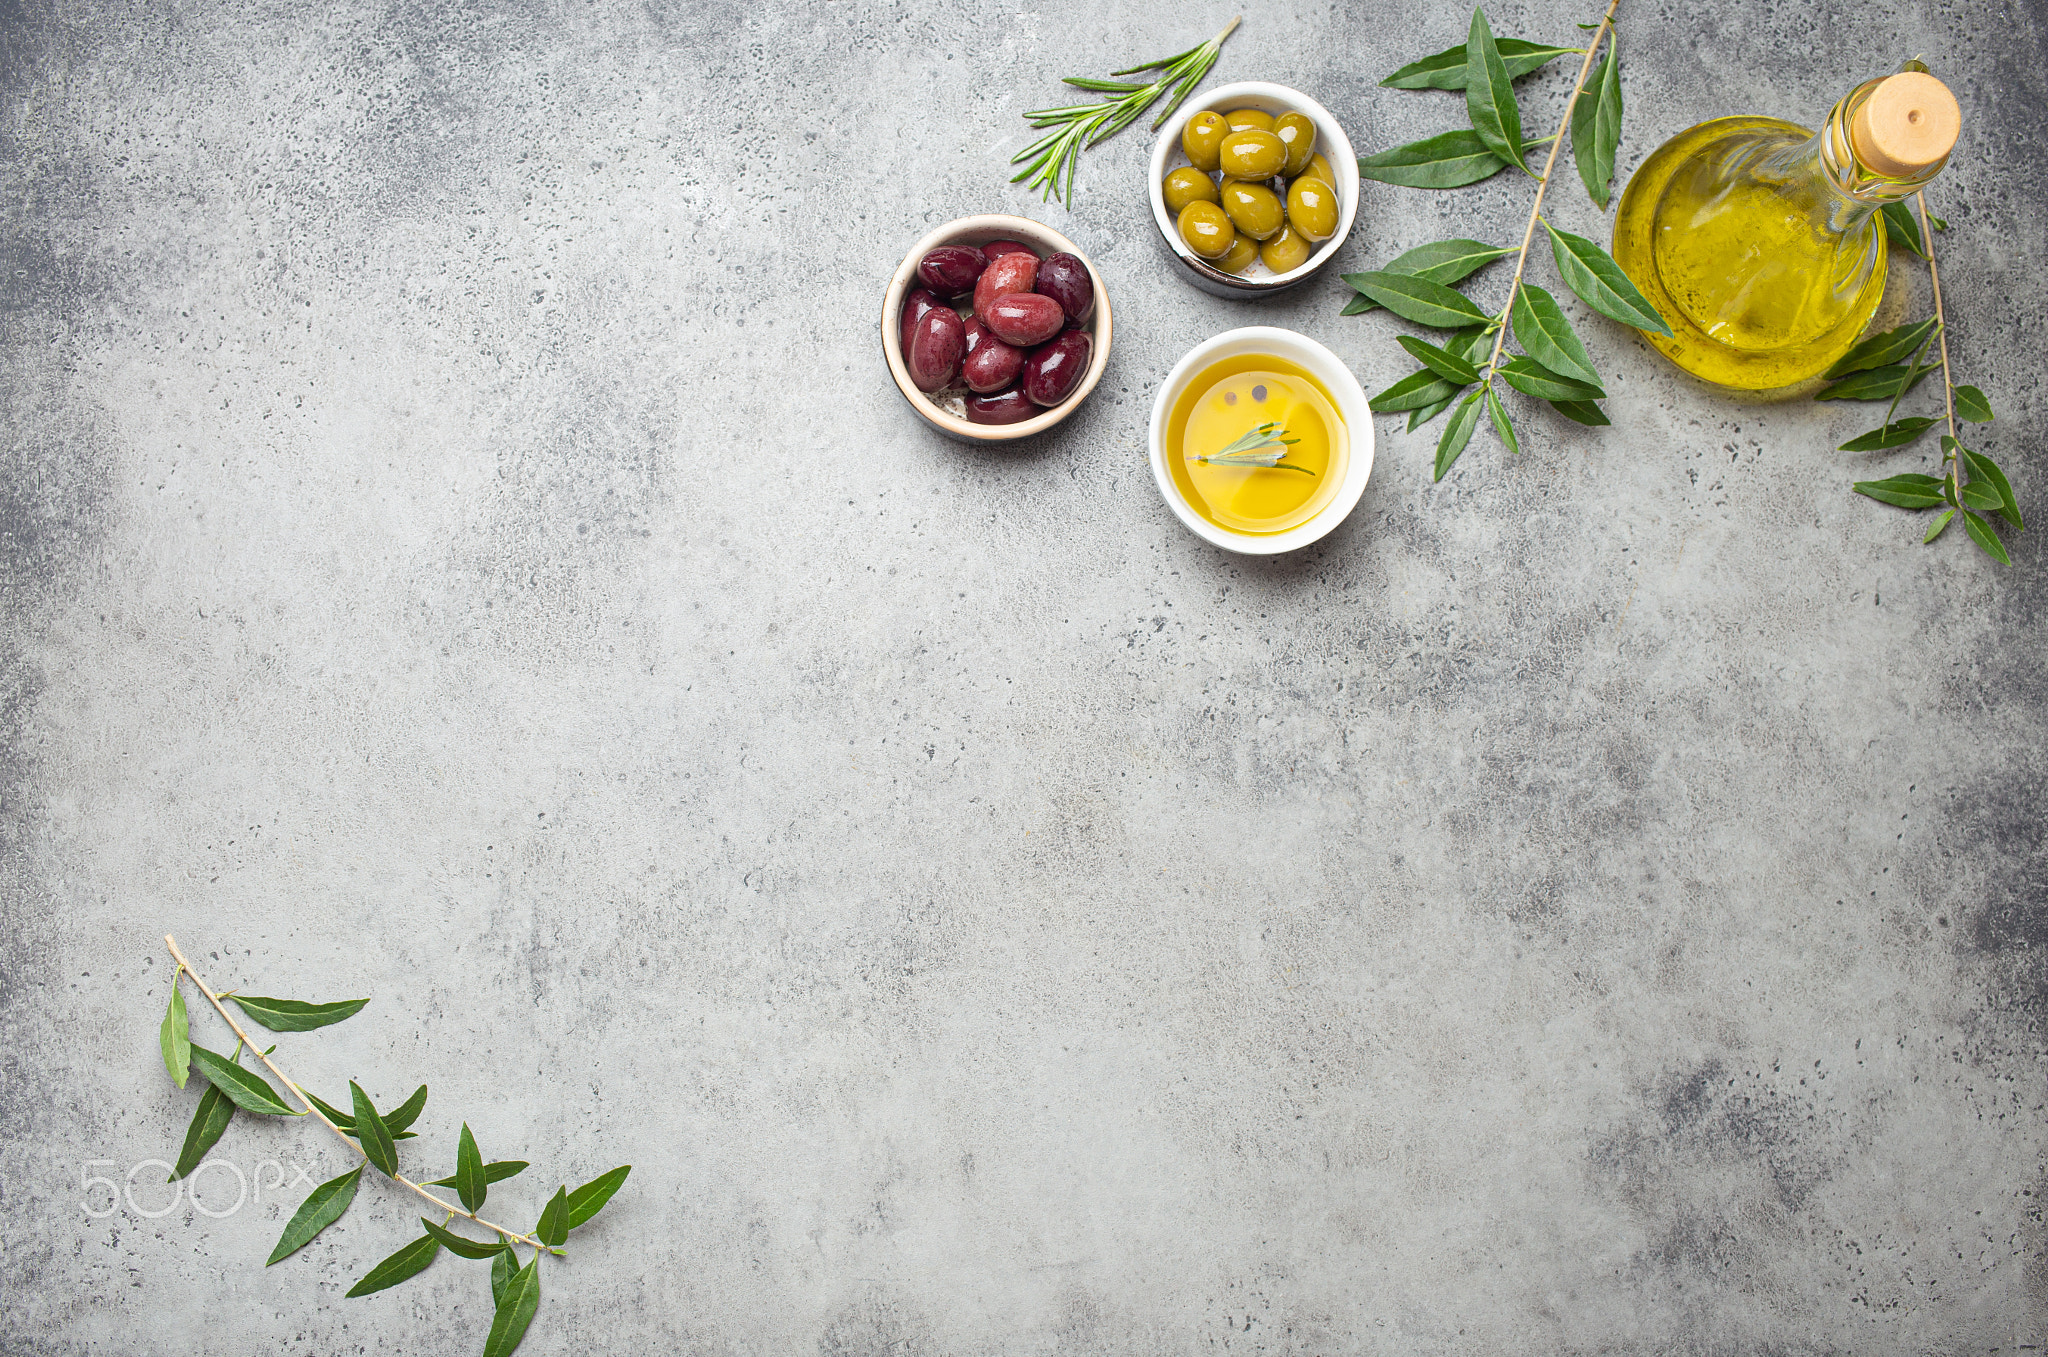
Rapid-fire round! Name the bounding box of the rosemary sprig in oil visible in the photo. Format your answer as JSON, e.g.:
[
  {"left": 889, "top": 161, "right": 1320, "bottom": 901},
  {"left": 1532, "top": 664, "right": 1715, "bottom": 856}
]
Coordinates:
[
  {"left": 1192, "top": 421, "right": 1313, "bottom": 475},
  {"left": 1011, "top": 17, "right": 1241, "bottom": 208}
]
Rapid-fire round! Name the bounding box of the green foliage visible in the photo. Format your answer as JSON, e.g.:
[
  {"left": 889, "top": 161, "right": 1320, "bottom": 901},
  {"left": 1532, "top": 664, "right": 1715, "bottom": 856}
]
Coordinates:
[
  {"left": 1572, "top": 40, "right": 1623, "bottom": 208},
  {"left": 346, "top": 1236, "right": 440, "bottom": 1298},
  {"left": 268, "top": 1166, "right": 363, "bottom": 1266},
  {"left": 171, "top": 1081, "right": 236, "bottom": 1181},
  {"left": 156, "top": 941, "right": 630, "bottom": 1357},
  {"left": 161, "top": 982, "right": 191, "bottom": 1089},
  {"left": 189, "top": 1045, "right": 300, "bottom": 1116},
  {"left": 1381, "top": 37, "right": 1575, "bottom": 89},
  {"left": 228, "top": 996, "right": 369, "bottom": 1032},
  {"left": 1010, "top": 18, "right": 1239, "bottom": 206},
  {"left": 1824, "top": 199, "right": 2021, "bottom": 565}
]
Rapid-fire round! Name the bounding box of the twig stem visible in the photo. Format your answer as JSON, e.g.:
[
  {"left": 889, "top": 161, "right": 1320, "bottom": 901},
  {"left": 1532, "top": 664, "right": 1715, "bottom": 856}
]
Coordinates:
[
  {"left": 1483, "top": 0, "right": 1624, "bottom": 382},
  {"left": 164, "top": 934, "right": 537, "bottom": 1247},
  {"left": 1915, "top": 191, "right": 1965, "bottom": 502}
]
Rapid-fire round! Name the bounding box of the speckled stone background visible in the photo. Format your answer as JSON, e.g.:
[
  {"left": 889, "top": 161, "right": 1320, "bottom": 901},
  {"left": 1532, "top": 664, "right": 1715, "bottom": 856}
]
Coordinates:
[{"left": 4, "top": 0, "right": 2045, "bottom": 1351}]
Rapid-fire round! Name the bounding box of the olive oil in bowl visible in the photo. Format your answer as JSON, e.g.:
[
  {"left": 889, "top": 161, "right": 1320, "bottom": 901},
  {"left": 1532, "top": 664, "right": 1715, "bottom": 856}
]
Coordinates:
[{"left": 1165, "top": 354, "right": 1347, "bottom": 534}]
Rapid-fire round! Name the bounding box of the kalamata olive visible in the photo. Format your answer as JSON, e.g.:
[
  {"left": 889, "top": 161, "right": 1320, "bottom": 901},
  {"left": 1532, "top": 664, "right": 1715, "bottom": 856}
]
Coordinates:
[
  {"left": 973, "top": 250, "right": 1039, "bottom": 323},
  {"left": 917, "top": 245, "right": 987, "bottom": 297},
  {"left": 899, "top": 287, "right": 945, "bottom": 350},
  {"left": 981, "top": 239, "right": 1035, "bottom": 260},
  {"left": 1022, "top": 329, "right": 1091, "bottom": 407},
  {"left": 905, "top": 306, "right": 965, "bottom": 393},
  {"left": 985, "top": 292, "right": 1064, "bottom": 347},
  {"left": 965, "top": 389, "right": 1040, "bottom": 425},
  {"left": 961, "top": 327, "right": 1025, "bottom": 393},
  {"left": 1034, "top": 252, "right": 1094, "bottom": 323}
]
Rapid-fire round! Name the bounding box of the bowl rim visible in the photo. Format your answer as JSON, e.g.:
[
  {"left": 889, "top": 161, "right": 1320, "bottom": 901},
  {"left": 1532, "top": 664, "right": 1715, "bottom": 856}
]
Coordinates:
[
  {"left": 1147, "top": 79, "right": 1360, "bottom": 294},
  {"left": 880, "top": 214, "right": 1113, "bottom": 442},
  {"left": 1147, "top": 326, "right": 1376, "bottom": 556}
]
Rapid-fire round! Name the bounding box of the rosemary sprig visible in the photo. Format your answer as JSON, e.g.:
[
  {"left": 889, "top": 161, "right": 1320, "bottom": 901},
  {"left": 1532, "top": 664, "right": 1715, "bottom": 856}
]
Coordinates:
[
  {"left": 1010, "top": 16, "right": 1241, "bottom": 208},
  {"left": 1191, "top": 421, "right": 1314, "bottom": 475}
]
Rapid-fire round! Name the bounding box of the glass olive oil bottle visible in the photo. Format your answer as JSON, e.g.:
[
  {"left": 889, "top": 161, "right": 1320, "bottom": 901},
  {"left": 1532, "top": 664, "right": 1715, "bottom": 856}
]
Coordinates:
[{"left": 1613, "top": 68, "right": 1960, "bottom": 390}]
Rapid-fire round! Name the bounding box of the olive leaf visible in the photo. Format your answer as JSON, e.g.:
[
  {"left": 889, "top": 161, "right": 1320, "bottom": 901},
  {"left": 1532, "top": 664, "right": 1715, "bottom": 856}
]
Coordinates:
[
  {"left": 1381, "top": 36, "right": 1576, "bottom": 89},
  {"left": 535, "top": 1186, "right": 570, "bottom": 1248},
  {"left": 170, "top": 1082, "right": 236, "bottom": 1181},
  {"left": 490, "top": 1245, "right": 517, "bottom": 1309},
  {"left": 1852, "top": 473, "right": 1947, "bottom": 509},
  {"left": 1550, "top": 399, "right": 1611, "bottom": 426},
  {"left": 1837, "top": 417, "right": 1937, "bottom": 452},
  {"left": 1398, "top": 334, "right": 1481, "bottom": 385},
  {"left": 1463, "top": 8, "right": 1527, "bottom": 174},
  {"left": 1956, "top": 441, "right": 2023, "bottom": 529},
  {"left": 1542, "top": 220, "right": 1671, "bottom": 333},
  {"left": 1924, "top": 509, "right": 1956, "bottom": 543},
  {"left": 420, "top": 1217, "right": 511, "bottom": 1259},
  {"left": 1342, "top": 240, "right": 1512, "bottom": 314},
  {"left": 345, "top": 1235, "right": 441, "bottom": 1298},
  {"left": 189, "top": 1044, "right": 301, "bottom": 1116},
  {"left": 565, "top": 1166, "right": 632, "bottom": 1229},
  {"left": 1963, "top": 510, "right": 2013, "bottom": 565},
  {"left": 1571, "top": 40, "right": 1622, "bottom": 208},
  {"left": 382, "top": 1085, "right": 428, "bottom": 1136},
  {"left": 1881, "top": 201, "right": 1928, "bottom": 258},
  {"left": 1510, "top": 285, "right": 1601, "bottom": 387},
  {"left": 1953, "top": 385, "right": 1994, "bottom": 423},
  {"left": 1816, "top": 364, "right": 1935, "bottom": 402},
  {"left": 1435, "top": 389, "right": 1487, "bottom": 481},
  {"left": 483, "top": 1255, "right": 541, "bottom": 1357},
  {"left": 1410, "top": 395, "right": 1461, "bottom": 431},
  {"left": 161, "top": 983, "right": 191, "bottom": 1090},
  {"left": 1357, "top": 130, "right": 1511, "bottom": 189},
  {"left": 456, "top": 1124, "right": 487, "bottom": 1213},
  {"left": 1344, "top": 271, "right": 1490, "bottom": 329},
  {"left": 429, "top": 1160, "right": 530, "bottom": 1189},
  {"left": 1498, "top": 355, "right": 1604, "bottom": 402},
  {"left": 267, "top": 1165, "right": 362, "bottom": 1266},
  {"left": 229, "top": 996, "right": 369, "bottom": 1033},
  {"left": 1823, "top": 318, "right": 1941, "bottom": 379},
  {"left": 1485, "top": 384, "right": 1521, "bottom": 456},
  {"left": 1371, "top": 368, "right": 1466, "bottom": 413},
  {"left": 350, "top": 1081, "right": 399, "bottom": 1177}
]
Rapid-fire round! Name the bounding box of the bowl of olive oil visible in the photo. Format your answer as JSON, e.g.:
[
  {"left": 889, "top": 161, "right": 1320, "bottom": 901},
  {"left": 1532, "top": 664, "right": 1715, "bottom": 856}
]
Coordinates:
[{"left": 1148, "top": 327, "right": 1374, "bottom": 554}]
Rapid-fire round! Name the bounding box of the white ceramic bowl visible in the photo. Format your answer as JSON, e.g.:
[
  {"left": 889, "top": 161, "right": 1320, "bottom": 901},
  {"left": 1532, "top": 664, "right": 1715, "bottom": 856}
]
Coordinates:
[
  {"left": 1148, "top": 327, "right": 1375, "bottom": 555},
  {"left": 880, "top": 214, "right": 1112, "bottom": 442},
  {"left": 1148, "top": 81, "right": 1360, "bottom": 299}
]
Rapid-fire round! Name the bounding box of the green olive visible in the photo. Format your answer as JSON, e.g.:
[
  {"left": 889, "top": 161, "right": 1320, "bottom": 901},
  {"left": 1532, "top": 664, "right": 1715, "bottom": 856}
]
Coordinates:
[
  {"left": 1223, "top": 107, "right": 1275, "bottom": 134},
  {"left": 1274, "top": 112, "right": 1317, "bottom": 177},
  {"left": 1220, "top": 181, "right": 1285, "bottom": 241},
  {"left": 1299, "top": 153, "right": 1335, "bottom": 188},
  {"left": 1181, "top": 112, "right": 1228, "bottom": 172},
  {"left": 1218, "top": 129, "right": 1286, "bottom": 180},
  {"left": 1162, "top": 165, "right": 1220, "bottom": 214},
  {"left": 1286, "top": 174, "right": 1339, "bottom": 241},
  {"left": 1214, "top": 234, "right": 1259, "bottom": 274},
  {"left": 1260, "top": 224, "right": 1312, "bottom": 274},
  {"left": 1177, "top": 200, "right": 1236, "bottom": 259}
]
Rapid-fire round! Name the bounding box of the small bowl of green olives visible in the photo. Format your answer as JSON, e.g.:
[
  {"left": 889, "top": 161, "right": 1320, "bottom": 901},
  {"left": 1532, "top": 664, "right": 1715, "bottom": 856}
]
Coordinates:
[
  {"left": 1148, "top": 80, "right": 1358, "bottom": 299},
  {"left": 881, "top": 214, "right": 1113, "bottom": 442}
]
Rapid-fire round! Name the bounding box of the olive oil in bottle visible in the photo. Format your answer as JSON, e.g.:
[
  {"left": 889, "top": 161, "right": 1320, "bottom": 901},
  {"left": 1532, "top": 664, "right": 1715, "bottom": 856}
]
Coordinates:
[{"left": 1613, "top": 68, "right": 1960, "bottom": 390}]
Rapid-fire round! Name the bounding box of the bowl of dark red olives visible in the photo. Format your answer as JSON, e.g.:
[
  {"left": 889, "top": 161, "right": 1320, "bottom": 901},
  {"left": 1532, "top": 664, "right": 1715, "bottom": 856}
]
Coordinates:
[
  {"left": 882, "top": 214, "right": 1111, "bottom": 441},
  {"left": 1148, "top": 81, "right": 1358, "bottom": 299}
]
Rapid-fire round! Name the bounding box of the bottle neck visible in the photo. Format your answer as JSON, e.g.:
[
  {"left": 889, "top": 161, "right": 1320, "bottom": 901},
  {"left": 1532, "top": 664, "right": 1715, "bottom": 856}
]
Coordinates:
[{"left": 1751, "top": 77, "right": 1949, "bottom": 234}]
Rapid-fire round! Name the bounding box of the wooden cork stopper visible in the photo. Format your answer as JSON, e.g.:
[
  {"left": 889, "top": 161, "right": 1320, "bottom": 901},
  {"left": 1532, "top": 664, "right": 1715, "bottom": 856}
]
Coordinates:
[{"left": 1850, "top": 71, "right": 1960, "bottom": 177}]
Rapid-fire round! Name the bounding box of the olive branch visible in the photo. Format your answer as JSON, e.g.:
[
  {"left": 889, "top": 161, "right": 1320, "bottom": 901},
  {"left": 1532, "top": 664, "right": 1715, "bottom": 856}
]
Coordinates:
[
  {"left": 1827, "top": 193, "right": 2022, "bottom": 563},
  {"left": 1343, "top": 0, "right": 1670, "bottom": 482},
  {"left": 158, "top": 935, "right": 629, "bottom": 1357}
]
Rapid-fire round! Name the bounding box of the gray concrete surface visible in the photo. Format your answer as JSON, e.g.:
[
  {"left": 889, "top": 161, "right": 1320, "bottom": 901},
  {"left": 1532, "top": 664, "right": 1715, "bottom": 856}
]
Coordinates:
[{"left": 4, "top": 0, "right": 2046, "bottom": 1352}]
